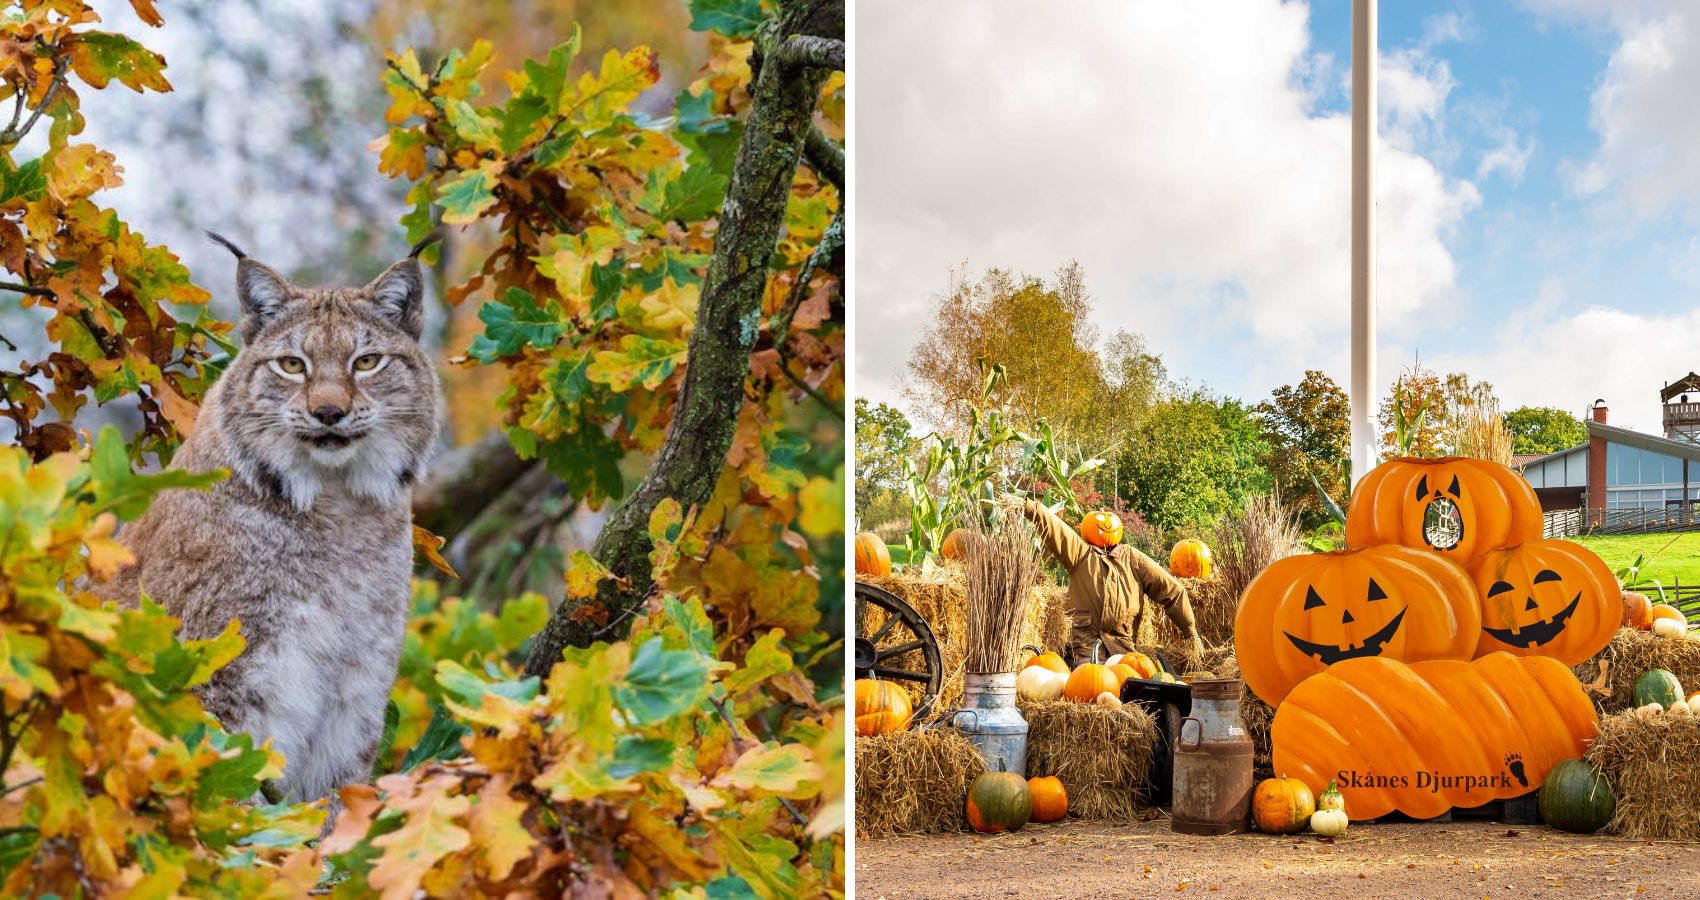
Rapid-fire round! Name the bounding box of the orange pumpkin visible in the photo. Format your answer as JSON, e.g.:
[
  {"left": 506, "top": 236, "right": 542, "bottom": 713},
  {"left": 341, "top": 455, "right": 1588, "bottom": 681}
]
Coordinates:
[
  {"left": 940, "top": 528, "right": 970, "bottom": 561},
  {"left": 1169, "top": 538, "right": 1213, "bottom": 579},
  {"left": 1063, "top": 663, "right": 1121, "bottom": 703},
  {"left": 1272, "top": 653, "right": 1598, "bottom": 820},
  {"left": 1650, "top": 603, "right": 1685, "bottom": 626},
  {"left": 1622, "top": 591, "right": 1655, "bottom": 631},
  {"left": 1110, "top": 663, "right": 1138, "bottom": 685},
  {"left": 853, "top": 678, "right": 912, "bottom": 736},
  {"left": 854, "top": 532, "right": 892, "bottom": 577},
  {"left": 1022, "top": 649, "right": 1070, "bottom": 676},
  {"left": 1118, "top": 652, "right": 1158, "bottom": 679},
  {"left": 1252, "top": 774, "right": 1315, "bottom": 834},
  {"left": 1234, "top": 544, "right": 1481, "bottom": 704},
  {"left": 1027, "top": 776, "right": 1068, "bottom": 824},
  {"left": 1345, "top": 457, "right": 1542, "bottom": 562},
  {"left": 1079, "top": 511, "right": 1123, "bottom": 548},
  {"left": 1466, "top": 540, "right": 1619, "bottom": 665}
]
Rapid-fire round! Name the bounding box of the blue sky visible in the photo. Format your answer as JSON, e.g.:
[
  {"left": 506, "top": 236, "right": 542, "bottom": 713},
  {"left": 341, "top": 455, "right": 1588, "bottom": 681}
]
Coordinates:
[{"left": 856, "top": 0, "right": 1700, "bottom": 435}]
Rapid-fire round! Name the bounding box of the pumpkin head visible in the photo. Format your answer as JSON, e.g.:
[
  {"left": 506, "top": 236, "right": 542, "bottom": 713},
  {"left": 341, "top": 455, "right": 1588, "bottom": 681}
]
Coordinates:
[
  {"left": 1063, "top": 663, "right": 1121, "bottom": 702},
  {"left": 1622, "top": 591, "right": 1655, "bottom": 631},
  {"left": 1027, "top": 776, "right": 1068, "bottom": 823},
  {"left": 854, "top": 532, "right": 892, "bottom": 577},
  {"left": 1169, "top": 538, "right": 1213, "bottom": 579},
  {"left": 853, "top": 678, "right": 912, "bottom": 736},
  {"left": 1252, "top": 774, "right": 1315, "bottom": 834},
  {"left": 940, "top": 528, "right": 969, "bottom": 561},
  {"left": 1465, "top": 540, "right": 1618, "bottom": 665},
  {"left": 1345, "top": 457, "right": 1542, "bottom": 562},
  {"left": 1022, "top": 649, "right": 1070, "bottom": 676},
  {"left": 1079, "top": 512, "right": 1123, "bottom": 548},
  {"left": 966, "top": 761, "right": 1031, "bottom": 833},
  {"left": 1234, "top": 544, "right": 1481, "bottom": 704}
]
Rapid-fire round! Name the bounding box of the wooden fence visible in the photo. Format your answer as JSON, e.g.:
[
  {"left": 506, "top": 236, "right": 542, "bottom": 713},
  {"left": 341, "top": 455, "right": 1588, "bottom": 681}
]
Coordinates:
[{"left": 1543, "top": 506, "right": 1700, "bottom": 538}]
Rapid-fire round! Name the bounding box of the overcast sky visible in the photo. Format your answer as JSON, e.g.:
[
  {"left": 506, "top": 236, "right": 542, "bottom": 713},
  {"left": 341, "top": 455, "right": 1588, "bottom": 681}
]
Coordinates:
[{"left": 854, "top": 0, "right": 1700, "bottom": 435}]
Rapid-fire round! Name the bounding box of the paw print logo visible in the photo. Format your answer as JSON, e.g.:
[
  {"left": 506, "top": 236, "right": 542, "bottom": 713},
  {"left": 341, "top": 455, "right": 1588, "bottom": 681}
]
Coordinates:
[{"left": 1505, "top": 752, "right": 1528, "bottom": 788}]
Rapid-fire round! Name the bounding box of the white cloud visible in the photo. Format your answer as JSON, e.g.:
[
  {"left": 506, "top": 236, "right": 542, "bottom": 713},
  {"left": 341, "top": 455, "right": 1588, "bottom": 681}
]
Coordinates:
[
  {"left": 1525, "top": 0, "right": 1700, "bottom": 220},
  {"left": 1476, "top": 128, "right": 1535, "bottom": 183},
  {"left": 854, "top": 1, "right": 1478, "bottom": 411}
]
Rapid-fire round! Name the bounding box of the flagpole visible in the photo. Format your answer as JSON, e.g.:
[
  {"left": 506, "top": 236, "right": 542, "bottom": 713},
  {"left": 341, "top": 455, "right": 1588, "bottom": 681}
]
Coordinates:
[{"left": 1350, "top": 0, "right": 1377, "bottom": 486}]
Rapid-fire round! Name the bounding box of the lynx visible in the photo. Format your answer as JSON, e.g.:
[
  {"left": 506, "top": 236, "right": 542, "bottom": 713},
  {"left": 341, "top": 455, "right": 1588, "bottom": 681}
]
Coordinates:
[{"left": 93, "top": 234, "right": 441, "bottom": 803}]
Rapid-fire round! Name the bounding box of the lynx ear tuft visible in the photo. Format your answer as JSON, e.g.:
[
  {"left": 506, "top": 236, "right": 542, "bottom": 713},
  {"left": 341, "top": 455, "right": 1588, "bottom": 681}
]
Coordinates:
[
  {"left": 366, "top": 257, "right": 424, "bottom": 339},
  {"left": 235, "top": 259, "right": 295, "bottom": 342}
]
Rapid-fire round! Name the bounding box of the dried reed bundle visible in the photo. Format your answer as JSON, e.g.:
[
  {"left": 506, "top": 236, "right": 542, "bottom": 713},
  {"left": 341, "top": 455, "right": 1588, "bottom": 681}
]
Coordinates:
[
  {"left": 1239, "top": 686, "right": 1277, "bottom": 779},
  {"left": 1585, "top": 709, "right": 1700, "bottom": 841},
  {"left": 1208, "top": 493, "right": 1301, "bottom": 616},
  {"left": 962, "top": 518, "right": 1041, "bottom": 674},
  {"left": 1452, "top": 397, "right": 1514, "bottom": 465}
]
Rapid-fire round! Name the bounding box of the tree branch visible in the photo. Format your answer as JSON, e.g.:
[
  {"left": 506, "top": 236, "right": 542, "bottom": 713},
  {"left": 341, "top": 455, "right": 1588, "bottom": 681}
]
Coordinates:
[
  {"left": 411, "top": 430, "right": 533, "bottom": 541},
  {"left": 0, "top": 281, "right": 51, "bottom": 297},
  {"left": 774, "top": 35, "right": 844, "bottom": 71},
  {"left": 524, "top": 7, "right": 836, "bottom": 678},
  {"left": 803, "top": 128, "right": 843, "bottom": 192},
  {"left": 0, "top": 62, "right": 65, "bottom": 147}
]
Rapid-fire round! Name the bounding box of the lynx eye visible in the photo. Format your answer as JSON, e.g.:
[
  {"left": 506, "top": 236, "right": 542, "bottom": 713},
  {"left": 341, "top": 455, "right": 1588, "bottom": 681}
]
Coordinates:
[
  {"left": 353, "top": 353, "right": 384, "bottom": 372},
  {"left": 275, "top": 356, "right": 306, "bottom": 375}
]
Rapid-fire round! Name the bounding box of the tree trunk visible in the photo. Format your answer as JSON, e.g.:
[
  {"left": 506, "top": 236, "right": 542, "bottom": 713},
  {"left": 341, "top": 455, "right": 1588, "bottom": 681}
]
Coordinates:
[{"left": 523, "top": 8, "right": 842, "bottom": 677}]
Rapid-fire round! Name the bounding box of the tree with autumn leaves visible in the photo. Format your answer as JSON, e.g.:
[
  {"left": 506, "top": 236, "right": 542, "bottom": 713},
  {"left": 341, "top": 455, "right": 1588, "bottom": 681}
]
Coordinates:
[{"left": 0, "top": 0, "right": 844, "bottom": 895}]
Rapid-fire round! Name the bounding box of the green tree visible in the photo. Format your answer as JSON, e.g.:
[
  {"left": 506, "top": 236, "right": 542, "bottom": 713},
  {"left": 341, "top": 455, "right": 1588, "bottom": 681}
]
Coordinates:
[
  {"left": 855, "top": 398, "right": 914, "bottom": 518},
  {"left": 1114, "top": 390, "right": 1271, "bottom": 530},
  {"left": 1257, "top": 370, "right": 1350, "bottom": 524},
  {"left": 1506, "top": 405, "right": 1588, "bottom": 455}
]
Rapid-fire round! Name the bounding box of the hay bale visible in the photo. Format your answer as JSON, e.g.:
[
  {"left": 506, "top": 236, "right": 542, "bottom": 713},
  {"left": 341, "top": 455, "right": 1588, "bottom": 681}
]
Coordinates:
[
  {"left": 1239, "top": 686, "right": 1276, "bottom": 780},
  {"left": 1131, "top": 576, "right": 1236, "bottom": 651},
  {"left": 1585, "top": 709, "right": 1700, "bottom": 842},
  {"left": 1572, "top": 628, "right": 1700, "bottom": 714},
  {"left": 859, "top": 568, "right": 1068, "bottom": 718},
  {"left": 854, "top": 729, "right": 986, "bottom": 839},
  {"left": 1021, "top": 699, "right": 1157, "bottom": 820}
]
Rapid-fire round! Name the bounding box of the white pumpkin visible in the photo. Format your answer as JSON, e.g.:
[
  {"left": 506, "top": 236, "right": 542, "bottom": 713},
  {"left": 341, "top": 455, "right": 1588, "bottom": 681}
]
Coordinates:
[
  {"left": 1104, "top": 653, "right": 1125, "bottom": 668},
  {"left": 1017, "top": 666, "right": 1066, "bottom": 702},
  {"left": 1652, "top": 618, "right": 1686, "bottom": 638},
  {"left": 1634, "top": 702, "right": 1665, "bottom": 720},
  {"left": 1669, "top": 699, "right": 1693, "bottom": 716},
  {"left": 1095, "top": 691, "right": 1122, "bottom": 709},
  {"left": 1310, "top": 808, "right": 1349, "bottom": 837}
]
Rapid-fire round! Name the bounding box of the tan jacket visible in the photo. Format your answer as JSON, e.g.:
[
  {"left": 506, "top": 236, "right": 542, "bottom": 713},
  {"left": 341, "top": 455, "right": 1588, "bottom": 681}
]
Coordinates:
[{"left": 1021, "top": 501, "right": 1195, "bottom": 666}]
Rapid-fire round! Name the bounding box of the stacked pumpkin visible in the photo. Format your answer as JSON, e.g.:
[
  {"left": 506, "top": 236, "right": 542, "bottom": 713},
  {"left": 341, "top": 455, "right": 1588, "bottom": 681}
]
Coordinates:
[
  {"left": 1239, "top": 457, "right": 1614, "bottom": 824},
  {"left": 1017, "top": 646, "right": 1172, "bottom": 709}
]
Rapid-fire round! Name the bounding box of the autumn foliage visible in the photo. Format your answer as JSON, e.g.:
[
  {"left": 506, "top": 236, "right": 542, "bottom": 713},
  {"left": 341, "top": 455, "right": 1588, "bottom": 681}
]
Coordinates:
[{"left": 0, "top": 0, "right": 843, "bottom": 896}]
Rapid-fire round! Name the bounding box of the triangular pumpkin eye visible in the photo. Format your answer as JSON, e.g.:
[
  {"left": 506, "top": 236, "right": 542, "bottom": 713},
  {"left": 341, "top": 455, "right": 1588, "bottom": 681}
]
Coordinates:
[
  {"left": 1366, "top": 579, "right": 1387, "bottom": 601},
  {"left": 1447, "top": 475, "right": 1462, "bottom": 497},
  {"left": 1415, "top": 475, "right": 1429, "bottom": 500},
  {"left": 1487, "top": 580, "right": 1515, "bottom": 598},
  {"left": 1304, "top": 586, "right": 1325, "bottom": 610},
  {"left": 1525, "top": 597, "right": 1539, "bottom": 611}
]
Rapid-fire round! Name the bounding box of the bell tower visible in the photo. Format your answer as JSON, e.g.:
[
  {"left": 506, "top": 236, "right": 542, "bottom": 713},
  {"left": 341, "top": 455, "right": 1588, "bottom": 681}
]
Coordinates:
[{"left": 1662, "top": 372, "right": 1700, "bottom": 443}]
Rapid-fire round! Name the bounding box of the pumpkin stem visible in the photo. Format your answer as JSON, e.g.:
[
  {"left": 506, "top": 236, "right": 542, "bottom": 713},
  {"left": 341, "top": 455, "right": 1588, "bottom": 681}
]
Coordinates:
[{"left": 995, "top": 756, "right": 1006, "bottom": 774}]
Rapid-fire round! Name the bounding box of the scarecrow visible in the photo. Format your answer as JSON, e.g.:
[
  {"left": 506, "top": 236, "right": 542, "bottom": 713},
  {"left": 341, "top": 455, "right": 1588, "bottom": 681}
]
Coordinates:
[{"left": 1018, "top": 499, "right": 1203, "bottom": 667}]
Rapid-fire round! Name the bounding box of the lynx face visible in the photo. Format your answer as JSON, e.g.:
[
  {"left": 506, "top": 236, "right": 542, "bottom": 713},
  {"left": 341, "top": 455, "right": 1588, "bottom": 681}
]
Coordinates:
[{"left": 214, "top": 249, "right": 440, "bottom": 511}]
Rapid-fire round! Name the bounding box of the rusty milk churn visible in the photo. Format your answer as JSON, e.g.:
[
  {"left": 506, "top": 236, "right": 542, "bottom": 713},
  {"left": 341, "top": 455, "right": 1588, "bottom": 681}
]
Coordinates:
[{"left": 1170, "top": 678, "right": 1254, "bottom": 835}]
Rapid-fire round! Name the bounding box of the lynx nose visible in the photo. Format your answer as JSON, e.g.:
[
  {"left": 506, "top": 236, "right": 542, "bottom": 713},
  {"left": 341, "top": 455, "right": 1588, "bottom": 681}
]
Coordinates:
[{"left": 310, "top": 404, "right": 347, "bottom": 425}]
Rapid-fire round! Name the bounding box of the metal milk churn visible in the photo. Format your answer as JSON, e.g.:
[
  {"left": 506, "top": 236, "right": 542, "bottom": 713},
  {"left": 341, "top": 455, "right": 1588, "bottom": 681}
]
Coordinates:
[
  {"left": 951, "top": 672, "right": 1029, "bottom": 776},
  {"left": 1170, "top": 678, "right": 1254, "bottom": 835}
]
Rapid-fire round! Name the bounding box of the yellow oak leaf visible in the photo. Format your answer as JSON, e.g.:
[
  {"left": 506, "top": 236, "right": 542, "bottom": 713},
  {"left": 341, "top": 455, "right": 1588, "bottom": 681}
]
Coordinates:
[{"left": 467, "top": 775, "right": 533, "bottom": 880}]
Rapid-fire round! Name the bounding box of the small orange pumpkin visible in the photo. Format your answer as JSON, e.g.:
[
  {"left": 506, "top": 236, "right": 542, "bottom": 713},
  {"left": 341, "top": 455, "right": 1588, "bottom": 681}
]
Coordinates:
[
  {"left": 1119, "top": 651, "right": 1158, "bottom": 679},
  {"left": 1110, "top": 663, "right": 1138, "bottom": 685},
  {"left": 1252, "top": 774, "right": 1315, "bottom": 835},
  {"left": 1022, "top": 649, "right": 1070, "bottom": 676},
  {"left": 1169, "top": 538, "right": 1213, "bottom": 579},
  {"left": 853, "top": 678, "right": 912, "bottom": 736},
  {"left": 1063, "top": 663, "right": 1121, "bottom": 703},
  {"left": 1622, "top": 591, "right": 1655, "bottom": 631},
  {"left": 854, "top": 532, "right": 892, "bottom": 577},
  {"left": 940, "top": 528, "right": 970, "bottom": 561},
  {"left": 1651, "top": 603, "right": 1685, "bottom": 626},
  {"left": 1079, "top": 511, "right": 1123, "bottom": 548},
  {"left": 1028, "top": 776, "right": 1068, "bottom": 823}
]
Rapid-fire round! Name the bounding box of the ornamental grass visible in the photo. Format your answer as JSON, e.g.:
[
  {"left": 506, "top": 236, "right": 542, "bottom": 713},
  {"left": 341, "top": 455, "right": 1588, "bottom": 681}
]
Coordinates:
[
  {"left": 1020, "top": 699, "right": 1158, "bottom": 821},
  {"left": 854, "top": 728, "right": 985, "bottom": 838}
]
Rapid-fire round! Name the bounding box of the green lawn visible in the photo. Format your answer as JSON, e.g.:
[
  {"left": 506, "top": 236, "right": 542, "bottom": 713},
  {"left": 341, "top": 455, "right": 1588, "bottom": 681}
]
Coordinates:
[{"left": 1571, "top": 532, "right": 1700, "bottom": 589}]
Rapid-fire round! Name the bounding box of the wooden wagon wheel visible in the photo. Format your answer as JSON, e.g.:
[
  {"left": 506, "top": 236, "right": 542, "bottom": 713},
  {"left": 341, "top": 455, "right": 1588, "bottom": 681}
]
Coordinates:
[{"left": 854, "top": 581, "right": 943, "bottom": 724}]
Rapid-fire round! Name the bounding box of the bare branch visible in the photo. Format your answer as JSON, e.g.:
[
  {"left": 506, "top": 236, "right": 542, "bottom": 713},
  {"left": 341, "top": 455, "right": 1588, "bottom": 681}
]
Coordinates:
[
  {"left": 0, "top": 63, "right": 65, "bottom": 147},
  {"left": 775, "top": 35, "right": 844, "bottom": 71},
  {"left": 0, "top": 281, "right": 52, "bottom": 297},
  {"left": 803, "top": 128, "right": 843, "bottom": 192}
]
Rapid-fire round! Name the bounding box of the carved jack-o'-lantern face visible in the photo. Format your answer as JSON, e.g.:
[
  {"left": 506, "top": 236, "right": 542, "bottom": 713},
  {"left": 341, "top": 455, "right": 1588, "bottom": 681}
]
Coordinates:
[
  {"left": 1234, "top": 544, "right": 1481, "bottom": 704},
  {"left": 1465, "top": 539, "right": 1618, "bottom": 666},
  {"left": 1346, "top": 457, "right": 1542, "bottom": 561}
]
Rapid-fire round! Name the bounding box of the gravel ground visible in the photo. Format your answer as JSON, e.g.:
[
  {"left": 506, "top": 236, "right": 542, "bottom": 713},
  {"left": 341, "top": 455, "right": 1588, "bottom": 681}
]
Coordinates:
[{"left": 854, "top": 818, "right": 1700, "bottom": 898}]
